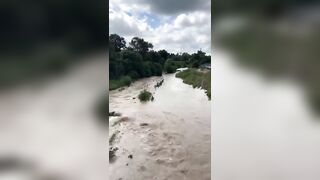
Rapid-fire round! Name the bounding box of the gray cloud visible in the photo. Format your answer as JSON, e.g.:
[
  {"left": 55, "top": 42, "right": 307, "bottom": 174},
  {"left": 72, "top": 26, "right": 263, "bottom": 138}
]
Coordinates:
[
  {"left": 109, "top": 0, "right": 211, "bottom": 54},
  {"left": 109, "top": 9, "right": 150, "bottom": 37},
  {"left": 122, "top": 0, "right": 210, "bottom": 15},
  {"left": 144, "top": 0, "right": 210, "bottom": 14},
  {"left": 109, "top": 18, "right": 140, "bottom": 36}
]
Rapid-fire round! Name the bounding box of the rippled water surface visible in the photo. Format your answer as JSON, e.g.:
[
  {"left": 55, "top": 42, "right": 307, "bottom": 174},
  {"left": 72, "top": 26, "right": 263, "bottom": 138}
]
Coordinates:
[{"left": 109, "top": 73, "right": 211, "bottom": 180}]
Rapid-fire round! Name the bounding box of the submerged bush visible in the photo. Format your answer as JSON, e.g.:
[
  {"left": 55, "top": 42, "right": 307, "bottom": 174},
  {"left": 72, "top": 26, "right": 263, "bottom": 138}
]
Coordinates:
[
  {"left": 138, "top": 90, "right": 152, "bottom": 102},
  {"left": 154, "top": 79, "right": 164, "bottom": 88}
]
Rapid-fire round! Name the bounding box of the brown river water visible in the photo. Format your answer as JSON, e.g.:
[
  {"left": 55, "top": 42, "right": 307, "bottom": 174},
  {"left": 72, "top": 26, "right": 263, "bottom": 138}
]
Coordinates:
[{"left": 109, "top": 72, "right": 211, "bottom": 180}]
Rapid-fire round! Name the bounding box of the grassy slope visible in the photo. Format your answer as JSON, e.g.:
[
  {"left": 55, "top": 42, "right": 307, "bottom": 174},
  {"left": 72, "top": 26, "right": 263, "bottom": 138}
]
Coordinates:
[{"left": 176, "top": 69, "right": 211, "bottom": 99}]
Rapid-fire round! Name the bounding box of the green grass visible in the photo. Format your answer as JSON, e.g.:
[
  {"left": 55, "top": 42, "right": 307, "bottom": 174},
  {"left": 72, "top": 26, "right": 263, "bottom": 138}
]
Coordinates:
[
  {"left": 176, "top": 69, "right": 211, "bottom": 99},
  {"left": 109, "top": 76, "right": 132, "bottom": 90},
  {"left": 138, "top": 90, "right": 152, "bottom": 102}
]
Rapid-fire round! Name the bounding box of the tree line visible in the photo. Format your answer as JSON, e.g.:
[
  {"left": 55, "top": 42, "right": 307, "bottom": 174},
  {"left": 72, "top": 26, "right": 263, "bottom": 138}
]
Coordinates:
[{"left": 109, "top": 34, "right": 211, "bottom": 82}]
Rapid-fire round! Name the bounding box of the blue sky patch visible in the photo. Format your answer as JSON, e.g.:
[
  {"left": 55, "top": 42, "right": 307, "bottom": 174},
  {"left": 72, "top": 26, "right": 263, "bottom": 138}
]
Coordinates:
[{"left": 138, "top": 12, "right": 161, "bottom": 28}]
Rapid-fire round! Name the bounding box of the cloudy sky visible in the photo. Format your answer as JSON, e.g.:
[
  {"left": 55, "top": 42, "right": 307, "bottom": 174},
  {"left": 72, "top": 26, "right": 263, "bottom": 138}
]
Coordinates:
[{"left": 109, "top": 0, "right": 211, "bottom": 54}]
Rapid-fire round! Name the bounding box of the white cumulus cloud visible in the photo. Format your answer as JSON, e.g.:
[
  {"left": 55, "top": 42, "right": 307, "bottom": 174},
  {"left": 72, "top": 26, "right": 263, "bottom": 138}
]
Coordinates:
[{"left": 109, "top": 0, "right": 211, "bottom": 54}]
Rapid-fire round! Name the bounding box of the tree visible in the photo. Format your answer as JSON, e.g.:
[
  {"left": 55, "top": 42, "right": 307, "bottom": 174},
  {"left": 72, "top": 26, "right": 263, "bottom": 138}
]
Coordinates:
[
  {"left": 109, "top": 35, "right": 211, "bottom": 89},
  {"left": 181, "top": 52, "right": 191, "bottom": 62},
  {"left": 129, "top": 37, "right": 153, "bottom": 55},
  {"left": 109, "top": 34, "right": 126, "bottom": 52},
  {"left": 164, "top": 59, "right": 177, "bottom": 73},
  {"left": 148, "top": 50, "right": 162, "bottom": 63},
  {"left": 158, "top": 49, "right": 169, "bottom": 60},
  {"left": 121, "top": 50, "right": 144, "bottom": 77}
]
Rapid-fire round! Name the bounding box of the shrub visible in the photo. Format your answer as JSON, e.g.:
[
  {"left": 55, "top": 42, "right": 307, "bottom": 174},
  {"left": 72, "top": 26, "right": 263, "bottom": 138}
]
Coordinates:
[
  {"left": 120, "top": 76, "right": 132, "bottom": 86},
  {"left": 164, "top": 61, "right": 176, "bottom": 73},
  {"left": 153, "top": 63, "right": 163, "bottom": 76},
  {"left": 138, "top": 90, "right": 152, "bottom": 102},
  {"left": 128, "top": 71, "right": 140, "bottom": 80},
  {"left": 109, "top": 76, "right": 132, "bottom": 90},
  {"left": 164, "top": 60, "right": 186, "bottom": 73}
]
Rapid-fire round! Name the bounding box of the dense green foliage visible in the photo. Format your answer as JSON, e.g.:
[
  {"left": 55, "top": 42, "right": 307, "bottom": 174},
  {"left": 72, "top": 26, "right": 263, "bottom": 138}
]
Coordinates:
[
  {"left": 109, "top": 34, "right": 211, "bottom": 90},
  {"left": 138, "top": 90, "right": 153, "bottom": 102},
  {"left": 109, "top": 76, "right": 132, "bottom": 90},
  {"left": 176, "top": 69, "right": 211, "bottom": 99},
  {"left": 164, "top": 60, "right": 186, "bottom": 73}
]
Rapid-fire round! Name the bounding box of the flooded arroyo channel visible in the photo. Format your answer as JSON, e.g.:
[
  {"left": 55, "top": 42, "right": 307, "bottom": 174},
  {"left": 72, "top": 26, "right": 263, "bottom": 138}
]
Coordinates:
[{"left": 109, "top": 71, "right": 211, "bottom": 180}]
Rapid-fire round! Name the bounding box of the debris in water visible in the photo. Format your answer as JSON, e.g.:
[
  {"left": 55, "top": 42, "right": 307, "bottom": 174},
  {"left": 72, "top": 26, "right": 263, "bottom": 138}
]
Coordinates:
[
  {"left": 128, "top": 154, "right": 133, "bottom": 159},
  {"left": 109, "top": 147, "right": 118, "bottom": 163},
  {"left": 109, "top": 111, "right": 121, "bottom": 116},
  {"left": 154, "top": 79, "right": 164, "bottom": 88},
  {"left": 140, "top": 123, "right": 149, "bottom": 126},
  {"left": 112, "top": 117, "right": 130, "bottom": 126},
  {"left": 109, "top": 130, "right": 120, "bottom": 145},
  {"left": 180, "top": 169, "right": 189, "bottom": 175},
  {"left": 138, "top": 166, "right": 146, "bottom": 171}
]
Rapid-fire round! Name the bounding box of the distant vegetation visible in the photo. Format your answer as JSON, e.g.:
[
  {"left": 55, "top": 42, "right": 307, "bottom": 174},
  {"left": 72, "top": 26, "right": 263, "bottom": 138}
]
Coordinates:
[
  {"left": 138, "top": 90, "right": 153, "bottom": 102},
  {"left": 176, "top": 69, "right": 211, "bottom": 99},
  {"left": 109, "top": 34, "right": 211, "bottom": 90}
]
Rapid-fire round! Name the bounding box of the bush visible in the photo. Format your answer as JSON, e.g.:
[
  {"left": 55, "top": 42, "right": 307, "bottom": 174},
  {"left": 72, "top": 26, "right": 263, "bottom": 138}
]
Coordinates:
[
  {"left": 153, "top": 63, "right": 163, "bottom": 76},
  {"left": 142, "top": 62, "right": 152, "bottom": 77},
  {"left": 121, "top": 76, "right": 132, "bottom": 86},
  {"left": 109, "top": 76, "right": 132, "bottom": 90},
  {"left": 164, "top": 61, "right": 176, "bottom": 73},
  {"left": 138, "top": 90, "right": 152, "bottom": 102},
  {"left": 128, "top": 71, "right": 140, "bottom": 80},
  {"left": 164, "top": 60, "right": 186, "bottom": 73}
]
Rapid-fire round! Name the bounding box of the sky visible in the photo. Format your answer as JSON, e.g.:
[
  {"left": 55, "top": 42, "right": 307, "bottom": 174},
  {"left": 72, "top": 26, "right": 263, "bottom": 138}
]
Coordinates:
[{"left": 109, "top": 0, "right": 211, "bottom": 54}]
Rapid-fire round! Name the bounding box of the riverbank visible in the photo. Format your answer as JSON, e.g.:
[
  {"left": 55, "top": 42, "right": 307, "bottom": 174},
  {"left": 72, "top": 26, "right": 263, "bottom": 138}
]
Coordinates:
[{"left": 176, "top": 68, "right": 211, "bottom": 99}]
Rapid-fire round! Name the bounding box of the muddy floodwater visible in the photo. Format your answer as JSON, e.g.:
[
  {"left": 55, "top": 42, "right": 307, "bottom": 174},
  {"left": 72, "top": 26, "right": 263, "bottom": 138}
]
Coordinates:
[{"left": 109, "top": 72, "right": 211, "bottom": 180}]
